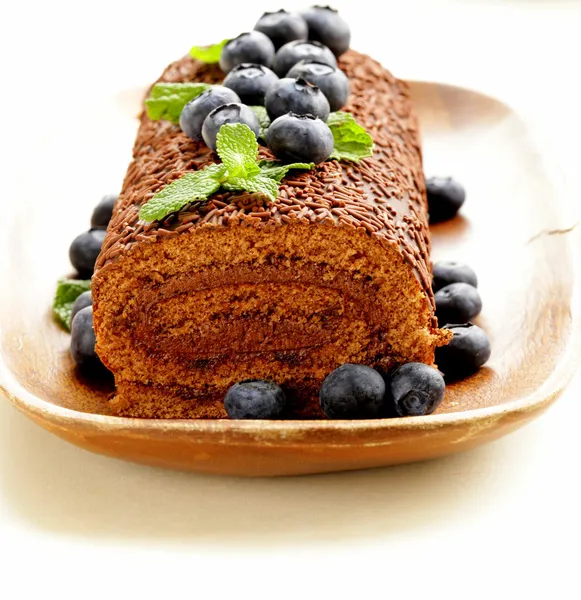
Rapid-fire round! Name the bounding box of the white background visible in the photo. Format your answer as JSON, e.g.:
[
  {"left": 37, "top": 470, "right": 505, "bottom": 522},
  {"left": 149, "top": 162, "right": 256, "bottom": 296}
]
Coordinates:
[{"left": 1, "top": 1, "right": 581, "bottom": 598}]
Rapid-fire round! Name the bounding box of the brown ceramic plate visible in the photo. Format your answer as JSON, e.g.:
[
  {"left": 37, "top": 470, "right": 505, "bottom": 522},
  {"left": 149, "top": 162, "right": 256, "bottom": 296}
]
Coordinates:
[{"left": 1, "top": 82, "right": 579, "bottom": 476}]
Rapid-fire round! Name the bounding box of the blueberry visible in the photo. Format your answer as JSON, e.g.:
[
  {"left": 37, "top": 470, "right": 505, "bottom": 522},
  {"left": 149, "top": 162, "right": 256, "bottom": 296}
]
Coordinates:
[
  {"left": 69, "top": 229, "right": 106, "bottom": 277},
  {"left": 265, "top": 77, "right": 330, "bottom": 122},
  {"left": 90, "top": 194, "right": 117, "bottom": 228},
  {"left": 426, "top": 176, "right": 466, "bottom": 223},
  {"left": 219, "top": 32, "right": 275, "bottom": 74},
  {"left": 435, "top": 282, "right": 482, "bottom": 325},
  {"left": 433, "top": 261, "right": 478, "bottom": 292},
  {"left": 435, "top": 323, "right": 491, "bottom": 379},
  {"left": 254, "top": 9, "right": 308, "bottom": 50},
  {"left": 224, "top": 380, "right": 286, "bottom": 419},
  {"left": 300, "top": 6, "right": 351, "bottom": 57},
  {"left": 286, "top": 61, "right": 349, "bottom": 112},
  {"left": 387, "top": 363, "right": 446, "bottom": 417},
  {"left": 222, "top": 63, "right": 279, "bottom": 106},
  {"left": 266, "top": 113, "right": 334, "bottom": 164},
  {"left": 272, "top": 40, "right": 337, "bottom": 78},
  {"left": 320, "top": 363, "right": 385, "bottom": 419},
  {"left": 202, "top": 103, "right": 260, "bottom": 151},
  {"left": 179, "top": 86, "right": 241, "bottom": 141},
  {"left": 70, "top": 306, "right": 102, "bottom": 370},
  {"left": 70, "top": 291, "right": 92, "bottom": 325}
]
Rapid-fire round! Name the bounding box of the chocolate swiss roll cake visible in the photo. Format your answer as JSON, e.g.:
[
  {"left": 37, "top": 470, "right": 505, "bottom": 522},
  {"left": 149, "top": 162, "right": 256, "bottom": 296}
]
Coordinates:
[{"left": 92, "top": 49, "right": 450, "bottom": 419}]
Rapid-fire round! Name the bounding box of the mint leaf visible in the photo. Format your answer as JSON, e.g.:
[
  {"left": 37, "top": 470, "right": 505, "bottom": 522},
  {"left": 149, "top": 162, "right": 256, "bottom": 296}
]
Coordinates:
[
  {"left": 327, "top": 112, "right": 353, "bottom": 127},
  {"left": 249, "top": 106, "right": 271, "bottom": 140},
  {"left": 258, "top": 160, "right": 315, "bottom": 183},
  {"left": 189, "top": 39, "right": 229, "bottom": 63},
  {"left": 216, "top": 123, "right": 260, "bottom": 178},
  {"left": 53, "top": 279, "right": 91, "bottom": 331},
  {"left": 222, "top": 175, "right": 279, "bottom": 201},
  {"left": 145, "top": 82, "right": 211, "bottom": 124},
  {"left": 139, "top": 164, "right": 226, "bottom": 222},
  {"left": 327, "top": 111, "right": 374, "bottom": 162}
]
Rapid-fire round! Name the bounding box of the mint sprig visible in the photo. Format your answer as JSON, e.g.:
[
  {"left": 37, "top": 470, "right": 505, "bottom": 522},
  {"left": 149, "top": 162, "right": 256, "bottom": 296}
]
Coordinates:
[
  {"left": 145, "top": 82, "right": 211, "bottom": 124},
  {"left": 139, "top": 123, "right": 314, "bottom": 222},
  {"left": 327, "top": 111, "right": 374, "bottom": 162},
  {"left": 53, "top": 279, "right": 91, "bottom": 331},
  {"left": 189, "top": 39, "right": 229, "bottom": 64}
]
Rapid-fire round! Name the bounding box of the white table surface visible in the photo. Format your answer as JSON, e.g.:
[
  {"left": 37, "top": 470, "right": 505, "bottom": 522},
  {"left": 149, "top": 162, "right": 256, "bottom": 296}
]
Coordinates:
[{"left": 1, "top": 1, "right": 581, "bottom": 598}]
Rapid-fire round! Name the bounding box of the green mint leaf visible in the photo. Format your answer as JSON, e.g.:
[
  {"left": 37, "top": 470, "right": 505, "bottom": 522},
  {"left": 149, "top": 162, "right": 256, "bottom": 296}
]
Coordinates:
[
  {"left": 53, "top": 279, "right": 91, "bottom": 331},
  {"left": 222, "top": 175, "right": 279, "bottom": 202},
  {"left": 145, "top": 82, "right": 211, "bottom": 124},
  {"left": 326, "top": 111, "right": 352, "bottom": 127},
  {"left": 257, "top": 160, "right": 315, "bottom": 183},
  {"left": 189, "top": 39, "right": 229, "bottom": 63},
  {"left": 327, "top": 111, "right": 374, "bottom": 162},
  {"left": 216, "top": 123, "right": 260, "bottom": 178},
  {"left": 249, "top": 106, "right": 271, "bottom": 140},
  {"left": 139, "top": 164, "right": 226, "bottom": 222}
]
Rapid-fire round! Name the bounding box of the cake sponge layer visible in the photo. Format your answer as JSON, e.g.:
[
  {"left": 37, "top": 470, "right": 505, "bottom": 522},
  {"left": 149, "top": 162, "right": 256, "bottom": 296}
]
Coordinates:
[{"left": 94, "top": 224, "right": 445, "bottom": 418}]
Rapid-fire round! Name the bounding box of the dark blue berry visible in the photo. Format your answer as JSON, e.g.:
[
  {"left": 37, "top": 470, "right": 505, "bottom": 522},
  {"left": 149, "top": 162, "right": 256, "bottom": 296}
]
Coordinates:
[
  {"left": 70, "top": 306, "right": 102, "bottom": 370},
  {"left": 320, "top": 363, "right": 385, "bottom": 419},
  {"left": 435, "top": 323, "right": 491, "bottom": 379},
  {"left": 69, "top": 229, "right": 106, "bottom": 277},
  {"left": 222, "top": 63, "right": 279, "bottom": 106},
  {"left": 219, "top": 32, "right": 275, "bottom": 74},
  {"left": 224, "top": 380, "right": 286, "bottom": 419},
  {"left": 387, "top": 363, "right": 445, "bottom": 417},
  {"left": 286, "top": 61, "right": 349, "bottom": 111},
  {"left": 265, "top": 77, "right": 330, "bottom": 122},
  {"left": 433, "top": 261, "right": 478, "bottom": 292},
  {"left": 202, "top": 103, "right": 260, "bottom": 151},
  {"left": 272, "top": 40, "right": 337, "bottom": 78},
  {"left": 71, "top": 291, "right": 92, "bottom": 325},
  {"left": 266, "top": 113, "right": 334, "bottom": 164},
  {"left": 179, "top": 86, "right": 241, "bottom": 141},
  {"left": 90, "top": 194, "right": 117, "bottom": 228},
  {"left": 254, "top": 9, "right": 308, "bottom": 50},
  {"left": 426, "top": 177, "right": 466, "bottom": 223},
  {"left": 435, "top": 282, "right": 482, "bottom": 325},
  {"left": 300, "top": 6, "right": 351, "bottom": 57}
]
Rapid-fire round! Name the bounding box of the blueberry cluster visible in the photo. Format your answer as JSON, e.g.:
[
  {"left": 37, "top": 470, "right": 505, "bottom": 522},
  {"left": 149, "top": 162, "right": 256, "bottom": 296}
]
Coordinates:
[
  {"left": 223, "top": 362, "right": 447, "bottom": 420},
  {"left": 69, "top": 194, "right": 116, "bottom": 278},
  {"left": 180, "top": 6, "right": 353, "bottom": 164},
  {"left": 432, "top": 260, "right": 491, "bottom": 379},
  {"left": 67, "top": 194, "right": 119, "bottom": 372},
  {"left": 423, "top": 176, "right": 491, "bottom": 378}
]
